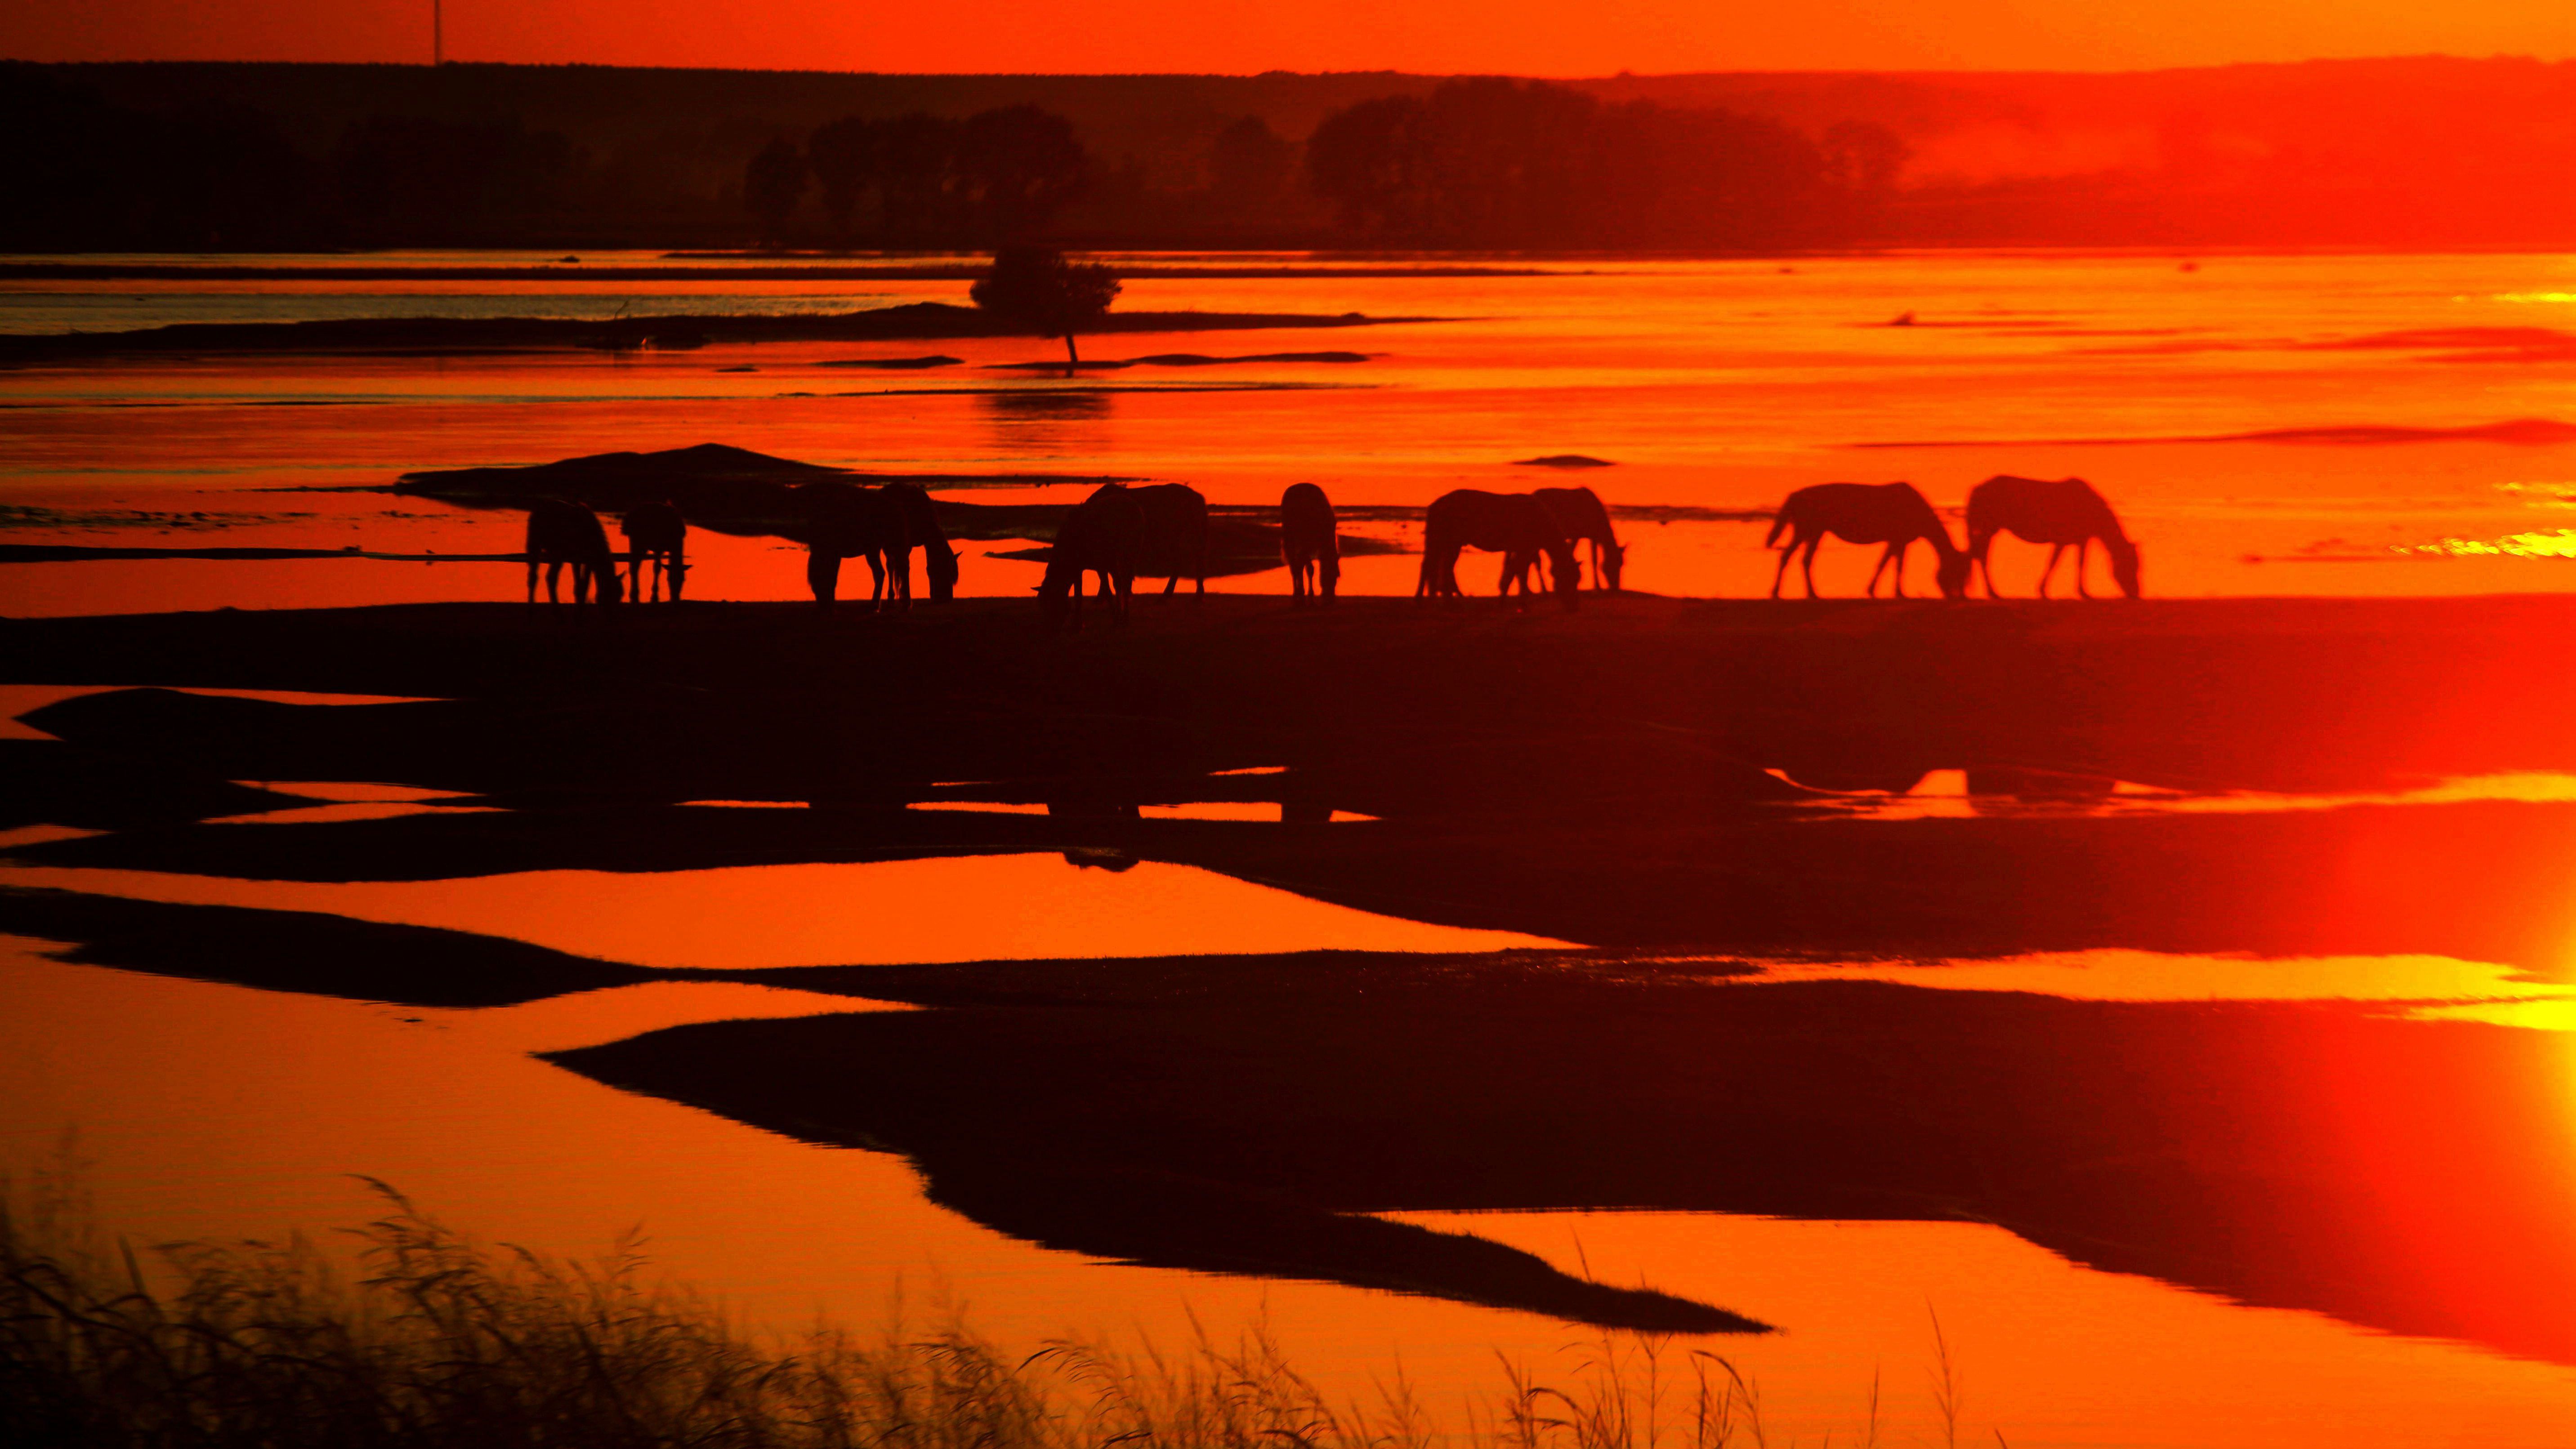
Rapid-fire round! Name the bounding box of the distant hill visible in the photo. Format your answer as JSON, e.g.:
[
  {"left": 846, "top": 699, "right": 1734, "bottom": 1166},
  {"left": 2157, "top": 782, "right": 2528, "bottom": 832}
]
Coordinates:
[{"left": 7, "top": 57, "right": 2569, "bottom": 249}]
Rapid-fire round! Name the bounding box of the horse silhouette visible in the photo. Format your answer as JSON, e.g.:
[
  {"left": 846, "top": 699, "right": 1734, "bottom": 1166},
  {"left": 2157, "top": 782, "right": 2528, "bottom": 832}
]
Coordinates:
[
  {"left": 618, "top": 500, "right": 687, "bottom": 602},
  {"left": 1040, "top": 482, "right": 1143, "bottom": 629},
  {"left": 524, "top": 499, "right": 620, "bottom": 605},
  {"left": 1130, "top": 482, "right": 1210, "bottom": 595},
  {"left": 1280, "top": 482, "right": 1339, "bottom": 601},
  {"left": 1765, "top": 482, "right": 1969, "bottom": 600},
  {"left": 1536, "top": 486, "right": 1625, "bottom": 590},
  {"left": 1418, "top": 489, "right": 1579, "bottom": 610},
  {"left": 1966, "top": 474, "right": 2142, "bottom": 598},
  {"left": 791, "top": 481, "right": 911, "bottom": 610},
  {"left": 883, "top": 482, "right": 960, "bottom": 602}
]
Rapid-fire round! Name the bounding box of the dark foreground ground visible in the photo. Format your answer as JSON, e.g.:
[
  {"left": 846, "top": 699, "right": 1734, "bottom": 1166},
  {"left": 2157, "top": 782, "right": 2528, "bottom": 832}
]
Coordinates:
[{"left": 6, "top": 593, "right": 2574, "bottom": 1357}]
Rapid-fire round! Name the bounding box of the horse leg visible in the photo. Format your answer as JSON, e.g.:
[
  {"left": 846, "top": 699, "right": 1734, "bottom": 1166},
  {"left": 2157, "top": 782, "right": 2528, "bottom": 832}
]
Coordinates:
[
  {"left": 2076, "top": 539, "right": 2094, "bottom": 599},
  {"left": 1892, "top": 540, "right": 1911, "bottom": 599},
  {"left": 807, "top": 548, "right": 840, "bottom": 605},
  {"left": 1801, "top": 536, "right": 1822, "bottom": 598},
  {"left": 1163, "top": 573, "right": 1179, "bottom": 596},
  {"left": 1866, "top": 545, "right": 1890, "bottom": 597},
  {"left": 1769, "top": 541, "right": 1792, "bottom": 599},
  {"left": 527, "top": 557, "right": 540, "bottom": 605},
  {"left": 1975, "top": 538, "right": 2003, "bottom": 599},
  {"left": 545, "top": 560, "right": 566, "bottom": 605},
  {"left": 2038, "top": 544, "right": 2064, "bottom": 599}
]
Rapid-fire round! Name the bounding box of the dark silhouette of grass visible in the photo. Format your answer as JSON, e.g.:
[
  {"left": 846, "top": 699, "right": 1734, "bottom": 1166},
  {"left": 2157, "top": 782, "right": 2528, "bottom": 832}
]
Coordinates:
[{"left": 0, "top": 1173, "right": 1936, "bottom": 1449}]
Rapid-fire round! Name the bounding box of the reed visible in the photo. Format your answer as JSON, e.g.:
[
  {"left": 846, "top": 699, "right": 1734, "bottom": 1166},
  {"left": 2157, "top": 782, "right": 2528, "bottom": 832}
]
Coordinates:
[{"left": 0, "top": 1174, "right": 1945, "bottom": 1449}]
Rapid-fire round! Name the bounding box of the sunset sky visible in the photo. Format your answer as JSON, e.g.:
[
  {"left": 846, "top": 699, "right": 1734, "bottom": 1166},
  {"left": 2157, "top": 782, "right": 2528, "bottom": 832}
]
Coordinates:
[{"left": 6, "top": 0, "right": 2571, "bottom": 74}]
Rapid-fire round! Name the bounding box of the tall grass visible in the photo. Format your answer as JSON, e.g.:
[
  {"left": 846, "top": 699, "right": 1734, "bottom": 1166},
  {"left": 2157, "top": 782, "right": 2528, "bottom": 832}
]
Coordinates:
[{"left": 2, "top": 1174, "right": 1943, "bottom": 1449}]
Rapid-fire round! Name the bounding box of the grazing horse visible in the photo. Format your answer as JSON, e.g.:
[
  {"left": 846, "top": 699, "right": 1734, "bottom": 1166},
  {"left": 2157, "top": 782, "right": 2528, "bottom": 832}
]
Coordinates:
[
  {"left": 1040, "top": 482, "right": 1143, "bottom": 629},
  {"left": 1130, "top": 483, "right": 1210, "bottom": 595},
  {"left": 1280, "top": 482, "right": 1340, "bottom": 601},
  {"left": 619, "top": 500, "right": 688, "bottom": 602},
  {"left": 1417, "top": 489, "right": 1579, "bottom": 610},
  {"left": 1535, "top": 486, "right": 1625, "bottom": 590},
  {"left": 1508, "top": 486, "right": 1628, "bottom": 593},
  {"left": 1765, "top": 482, "right": 1969, "bottom": 600},
  {"left": 792, "top": 481, "right": 911, "bottom": 610},
  {"left": 882, "top": 482, "right": 960, "bottom": 602},
  {"left": 525, "top": 499, "right": 620, "bottom": 605},
  {"left": 1966, "top": 475, "right": 2141, "bottom": 599}
]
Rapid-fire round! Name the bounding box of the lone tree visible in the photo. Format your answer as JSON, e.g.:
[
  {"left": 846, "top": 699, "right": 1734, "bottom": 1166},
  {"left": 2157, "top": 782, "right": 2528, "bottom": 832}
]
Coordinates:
[{"left": 970, "top": 246, "right": 1121, "bottom": 372}]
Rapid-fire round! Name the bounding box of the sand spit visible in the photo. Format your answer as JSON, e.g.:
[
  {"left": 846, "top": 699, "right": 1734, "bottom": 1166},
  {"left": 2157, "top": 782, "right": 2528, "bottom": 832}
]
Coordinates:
[
  {"left": 1853, "top": 417, "right": 2576, "bottom": 449},
  {"left": 0, "top": 301, "right": 1428, "bottom": 363}
]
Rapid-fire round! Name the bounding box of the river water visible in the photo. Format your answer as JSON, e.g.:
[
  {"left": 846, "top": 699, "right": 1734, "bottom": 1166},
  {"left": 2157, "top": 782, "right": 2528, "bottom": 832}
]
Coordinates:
[{"left": 4, "top": 253, "right": 2575, "bottom": 1445}]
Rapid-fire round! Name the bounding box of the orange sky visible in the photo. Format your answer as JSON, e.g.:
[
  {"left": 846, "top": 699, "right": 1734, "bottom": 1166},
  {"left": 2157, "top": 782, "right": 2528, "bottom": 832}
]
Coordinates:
[{"left": 5, "top": 0, "right": 2570, "bottom": 73}]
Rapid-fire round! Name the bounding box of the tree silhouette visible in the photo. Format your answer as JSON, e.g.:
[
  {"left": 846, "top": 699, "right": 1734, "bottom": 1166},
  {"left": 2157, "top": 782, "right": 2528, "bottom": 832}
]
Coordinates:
[
  {"left": 805, "top": 116, "right": 879, "bottom": 242},
  {"left": 743, "top": 137, "right": 808, "bottom": 247},
  {"left": 970, "top": 246, "right": 1121, "bottom": 373},
  {"left": 1209, "top": 115, "right": 1294, "bottom": 212},
  {"left": 956, "top": 106, "right": 1088, "bottom": 243}
]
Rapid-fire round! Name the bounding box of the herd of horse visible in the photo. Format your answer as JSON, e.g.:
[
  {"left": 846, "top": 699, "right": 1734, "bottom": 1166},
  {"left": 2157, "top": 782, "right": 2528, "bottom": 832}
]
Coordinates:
[{"left": 521, "top": 472, "right": 2137, "bottom": 615}]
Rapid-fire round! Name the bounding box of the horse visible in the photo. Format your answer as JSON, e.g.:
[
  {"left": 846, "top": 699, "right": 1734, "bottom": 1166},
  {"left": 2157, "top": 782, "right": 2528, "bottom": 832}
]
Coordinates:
[
  {"left": 1507, "top": 486, "right": 1627, "bottom": 593},
  {"left": 1765, "top": 482, "right": 1969, "bottom": 600},
  {"left": 1130, "top": 483, "right": 1210, "bottom": 596},
  {"left": 791, "top": 481, "right": 911, "bottom": 610},
  {"left": 1417, "top": 490, "right": 1579, "bottom": 610},
  {"left": 882, "top": 482, "right": 960, "bottom": 602},
  {"left": 619, "top": 500, "right": 688, "bottom": 602},
  {"left": 1039, "top": 482, "right": 1143, "bottom": 629},
  {"left": 1965, "top": 475, "right": 2141, "bottom": 599},
  {"left": 525, "top": 499, "right": 620, "bottom": 605},
  {"left": 1536, "top": 486, "right": 1625, "bottom": 590},
  {"left": 1280, "top": 482, "right": 1339, "bottom": 601}
]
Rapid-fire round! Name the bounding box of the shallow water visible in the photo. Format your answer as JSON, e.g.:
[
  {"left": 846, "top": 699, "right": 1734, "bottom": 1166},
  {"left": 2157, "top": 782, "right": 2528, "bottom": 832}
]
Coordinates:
[
  {"left": 4, "top": 937, "right": 2572, "bottom": 1449},
  {"left": 0, "top": 856, "right": 1566, "bottom": 966},
  {"left": 6, "top": 250, "right": 2575, "bottom": 613}
]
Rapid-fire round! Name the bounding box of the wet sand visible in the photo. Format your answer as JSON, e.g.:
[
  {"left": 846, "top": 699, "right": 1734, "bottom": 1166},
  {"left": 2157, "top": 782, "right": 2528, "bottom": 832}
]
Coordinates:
[{"left": 7, "top": 591, "right": 2575, "bottom": 1364}]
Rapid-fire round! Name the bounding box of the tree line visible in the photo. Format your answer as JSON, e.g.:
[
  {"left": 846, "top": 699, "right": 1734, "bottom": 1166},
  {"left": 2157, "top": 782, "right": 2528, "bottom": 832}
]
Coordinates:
[
  {"left": 4, "top": 68, "right": 582, "bottom": 250},
  {"left": 3, "top": 66, "right": 1902, "bottom": 252},
  {"left": 1307, "top": 78, "right": 1902, "bottom": 247}
]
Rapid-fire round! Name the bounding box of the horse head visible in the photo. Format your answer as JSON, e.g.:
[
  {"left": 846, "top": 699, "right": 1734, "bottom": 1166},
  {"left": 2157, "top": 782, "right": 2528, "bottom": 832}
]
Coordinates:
[
  {"left": 1934, "top": 547, "right": 1973, "bottom": 600},
  {"left": 1601, "top": 540, "right": 1627, "bottom": 592},
  {"left": 1317, "top": 548, "right": 1341, "bottom": 597},
  {"left": 2109, "top": 537, "right": 2142, "bottom": 598}
]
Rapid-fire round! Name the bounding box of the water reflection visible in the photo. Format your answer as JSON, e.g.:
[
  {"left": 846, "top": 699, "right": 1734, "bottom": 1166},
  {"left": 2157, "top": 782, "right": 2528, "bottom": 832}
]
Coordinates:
[
  {"left": 1775, "top": 766, "right": 2576, "bottom": 820},
  {"left": 978, "top": 389, "right": 1114, "bottom": 452},
  {"left": 0, "top": 856, "right": 1567, "bottom": 968}
]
